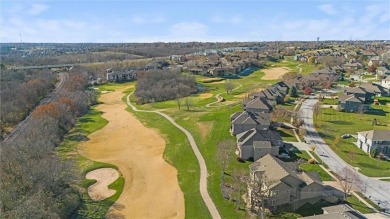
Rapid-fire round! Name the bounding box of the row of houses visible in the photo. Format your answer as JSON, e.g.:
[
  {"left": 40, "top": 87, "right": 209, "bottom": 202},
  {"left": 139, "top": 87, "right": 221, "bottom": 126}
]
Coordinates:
[
  {"left": 187, "top": 59, "right": 254, "bottom": 76},
  {"left": 106, "top": 68, "right": 137, "bottom": 82},
  {"left": 230, "top": 81, "right": 294, "bottom": 161}
]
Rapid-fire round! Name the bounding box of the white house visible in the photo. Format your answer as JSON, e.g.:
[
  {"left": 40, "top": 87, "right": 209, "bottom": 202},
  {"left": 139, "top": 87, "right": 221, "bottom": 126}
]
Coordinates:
[
  {"left": 382, "top": 76, "right": 390, "bottom": 89},
  {"left": 357, "top": 130, "right": 390, "bottom": 156}
]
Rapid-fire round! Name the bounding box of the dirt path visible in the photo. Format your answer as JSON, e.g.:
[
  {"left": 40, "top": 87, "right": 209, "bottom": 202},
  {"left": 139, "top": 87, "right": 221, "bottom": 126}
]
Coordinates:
[
  {"left": 205, "top": 84, "right": 242, "bottom": 108},
  {"left": 78, "top": 86, "right": 185, "bottom": 219},
  {"left": 86, "top": 168, "right": 119, "bottom": 201},
  {"left": 262, "top": 67, "right": 291, "bottom": 80}
]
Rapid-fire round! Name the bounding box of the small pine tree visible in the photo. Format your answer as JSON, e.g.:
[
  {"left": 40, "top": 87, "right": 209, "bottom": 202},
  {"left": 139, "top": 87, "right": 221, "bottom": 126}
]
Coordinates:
[{"left": 289, "top": 86, "right": 298, "bottom": 97}]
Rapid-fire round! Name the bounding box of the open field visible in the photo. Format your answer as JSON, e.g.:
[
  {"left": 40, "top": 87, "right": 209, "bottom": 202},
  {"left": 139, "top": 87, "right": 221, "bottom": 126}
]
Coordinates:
[
  {"left": 314, "top": 97, "right": 390, "bottom": 177},
  {"left": 261, "top": 67, "right": 291, "bottom": 80},
  {"left": 78, "top": 85, "right": 185, "bottom": 219}
]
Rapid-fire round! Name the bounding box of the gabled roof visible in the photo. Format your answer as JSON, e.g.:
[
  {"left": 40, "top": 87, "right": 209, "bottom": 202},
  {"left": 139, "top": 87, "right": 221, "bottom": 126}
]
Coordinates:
[
  {"left": 383, "top": 75, "right": 390, "bottom": 81},
  {"left": 346, "top": 86, "right": 369, "bottom": 94},
  {"left": 231, "top": 111, "right": 271, "bottom": 126},
  {"left": 338, "top": 94, "right": 364, "bottom": 103},
  {"left": 253, "top": 141, "right": 272, "bottom": 148},
  {"left": 250, "top": 154, "right": 301, "bottom": 183},
  {"left": 300, "top": 171, "right": 322, "bottom": 185},
  {"left": 236, "top": 128, "right": 282, "bottom": 146},
  {"left": 359, "top": 83, "right": 386, "bottom": 94},
  {"left": 244, "top": 98, "right": 273, "bottom": 111},
  {"left": 357, "top": 130, "right": 390, "bottom": 141}
]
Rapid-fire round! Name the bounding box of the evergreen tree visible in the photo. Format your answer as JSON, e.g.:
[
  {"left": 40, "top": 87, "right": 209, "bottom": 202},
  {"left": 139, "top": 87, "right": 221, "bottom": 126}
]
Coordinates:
[{"left": 289, "top": 86, "right": 298, "bottom": 97}]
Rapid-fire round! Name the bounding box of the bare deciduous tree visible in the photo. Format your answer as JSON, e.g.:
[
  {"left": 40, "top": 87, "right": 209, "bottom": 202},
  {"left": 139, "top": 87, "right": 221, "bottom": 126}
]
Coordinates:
[
  {"left": 337, "top": 167, "right": 361, "bottom": 200},
  {"left": 225, "top": 82, "right": 235, "bottom": 94},
  {"left": 175, "top": 97, "right": 182, "bottom": 110},
  {"left": 231, "top": 169, "right": 248, "bottom": 210},
  {"left": 217, "top": 140, "right": 235, "bottom": 182},
  {"left": 185, "top": 98, "right": 192, "bottom": 111}
]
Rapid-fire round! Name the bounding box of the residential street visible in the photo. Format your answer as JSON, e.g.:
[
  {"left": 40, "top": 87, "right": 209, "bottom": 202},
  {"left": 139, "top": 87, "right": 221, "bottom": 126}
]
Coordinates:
[{"left": 299, "top": 96, "right": 390, "bottom": 213}]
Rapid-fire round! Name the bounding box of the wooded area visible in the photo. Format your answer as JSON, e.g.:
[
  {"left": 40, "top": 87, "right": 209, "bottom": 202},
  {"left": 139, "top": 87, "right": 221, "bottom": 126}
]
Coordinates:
[
  {"left": 0, "top": 71, "right": 97, "bottom": 218},
  {"left": 0, "top": 69, "right": 56, "bottom": 138},
  {"left": 135, "top": 70, "right": 197, "bottom": 104}
]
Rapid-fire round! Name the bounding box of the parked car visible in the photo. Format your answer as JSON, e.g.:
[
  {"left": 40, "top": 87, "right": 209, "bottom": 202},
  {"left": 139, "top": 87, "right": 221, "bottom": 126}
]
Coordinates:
[
  {"left": 341, "top": 134, "right": 351, "bottom": 139},
  {"left": 278, "top": 153, "right": 290, "bottom": 159}
]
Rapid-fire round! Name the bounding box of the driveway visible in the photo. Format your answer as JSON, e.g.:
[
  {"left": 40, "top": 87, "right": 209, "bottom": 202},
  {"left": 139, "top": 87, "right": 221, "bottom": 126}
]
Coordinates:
[{"left": 299, "top": 96, "right": 390, "bottom": 213}]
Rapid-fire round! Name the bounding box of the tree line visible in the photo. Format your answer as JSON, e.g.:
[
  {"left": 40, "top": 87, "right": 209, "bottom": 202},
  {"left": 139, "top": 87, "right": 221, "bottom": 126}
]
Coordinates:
[
  {"left": 0, "top": 70, "right": 97, "bottom": 218},
  {"left": 0, "top": 69, "right": 56, "bottom": 139},
  {"left": 135, "top": 70, "right": 197, "bottom": 104}
]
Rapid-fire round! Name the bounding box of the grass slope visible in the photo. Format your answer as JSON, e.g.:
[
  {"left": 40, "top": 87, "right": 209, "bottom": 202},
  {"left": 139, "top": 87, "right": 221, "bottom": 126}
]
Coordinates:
[{"left": 315, "top": 97, "right": 390, "bottom": 177}]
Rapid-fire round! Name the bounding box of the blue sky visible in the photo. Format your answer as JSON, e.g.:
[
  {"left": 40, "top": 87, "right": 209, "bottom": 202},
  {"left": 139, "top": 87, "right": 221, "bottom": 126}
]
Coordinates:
[{"left": 1, "top": 0, "right": 389, "bottom": 42}]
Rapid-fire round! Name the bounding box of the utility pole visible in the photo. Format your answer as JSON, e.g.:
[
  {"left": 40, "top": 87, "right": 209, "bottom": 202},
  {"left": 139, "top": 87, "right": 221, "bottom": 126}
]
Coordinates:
[{"left": 19, "top": 33, "right": 23, "bottom": 43}]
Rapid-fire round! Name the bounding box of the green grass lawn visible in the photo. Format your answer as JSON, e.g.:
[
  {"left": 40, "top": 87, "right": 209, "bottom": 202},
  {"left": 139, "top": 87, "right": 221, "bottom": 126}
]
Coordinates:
[
  {"left": 277, "top": 127, "right": 298, "bottom": 142},
  {"left": 355, "top": 192, "right": 382, "bottom": 211},
  {"left": 320, "top": 98, "right": 338, "bottom": 105},
  {"left": 57, "top": 107, "right": 125, "bottom": 218},
  {"left": 346, "top": 195, "right": 375, "bottom": 214},
  {"left": 380, "top": 178, "right": 390, "bottom": 182},
  {"left": 314, "top": 97, "right": 390, "bottom": 177},
  {"left": 291, "top": 151, "right": 334, "bottom": 181},
  {"left": 299, "top": 164, "right": 334, "bottom": 181}
]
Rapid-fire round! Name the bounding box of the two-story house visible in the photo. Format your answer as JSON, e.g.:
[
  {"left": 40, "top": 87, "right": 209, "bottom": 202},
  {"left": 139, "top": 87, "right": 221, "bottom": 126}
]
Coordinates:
[
  {"left": 248, "top": 155, "right": 324, "bottom": 210},
  {"left": 236, "top": 129, "right": 283, "bottom": 161},
  {"left": 357, "top": 130, "right": 390, "bottom": 156},
  {"left": 230, "top": 111, "right": 270, "bottom": 136}
]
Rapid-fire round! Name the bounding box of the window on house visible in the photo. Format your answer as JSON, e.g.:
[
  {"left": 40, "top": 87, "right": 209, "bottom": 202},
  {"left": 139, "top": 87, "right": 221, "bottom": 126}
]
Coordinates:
[
  {"left": 271, "top": 200, "right": 275, "bottom": 206},
  {"left": 272, "top": 189, "right": 279, "bottom": 197}
]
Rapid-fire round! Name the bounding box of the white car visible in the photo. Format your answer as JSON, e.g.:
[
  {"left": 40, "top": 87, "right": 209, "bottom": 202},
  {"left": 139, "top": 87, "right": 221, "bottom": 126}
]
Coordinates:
[{"left": 278, "top": 153, "right": 290, "bottom": 159}]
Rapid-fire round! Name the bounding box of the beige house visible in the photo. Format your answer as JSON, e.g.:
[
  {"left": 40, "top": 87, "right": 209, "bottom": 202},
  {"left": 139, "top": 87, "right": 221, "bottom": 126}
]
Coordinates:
[
  {"left": 236, "top": 129, "right": 282, "bottom": 161},
  {"left": 249, "top": 155, "right": 324, "bottom": 210}
]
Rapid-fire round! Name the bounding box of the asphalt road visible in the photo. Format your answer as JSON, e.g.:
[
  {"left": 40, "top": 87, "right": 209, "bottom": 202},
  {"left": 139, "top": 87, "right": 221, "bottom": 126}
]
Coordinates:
[
  {"left": 126, "top": 92, "right": 221, "bottom": 219},
  {"left": 299, "top": 96, "right": 390, "bottom": 213},
  {"left": 2, "top": 72, "right": 69, "bottom": 144}
]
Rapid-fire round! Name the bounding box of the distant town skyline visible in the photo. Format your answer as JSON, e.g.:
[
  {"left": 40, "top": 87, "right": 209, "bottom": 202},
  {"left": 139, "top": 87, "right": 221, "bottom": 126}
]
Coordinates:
[{"left": 1, "top": 0, "right": 389, "bottom": 43}]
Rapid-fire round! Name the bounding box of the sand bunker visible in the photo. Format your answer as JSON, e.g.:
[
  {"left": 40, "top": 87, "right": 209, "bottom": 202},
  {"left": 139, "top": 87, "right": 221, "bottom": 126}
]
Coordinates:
[
  {"left": 262, "top": 67, "right": 291, "bottom": 80},
  {"left": 78, "top": 85, "right": 184, "bottom": 219},
  {"left": 199, "top": 93, "right": 213, "bottom": 99},
  {"left": 86, "top": 168, "right": 119, "bottom": 201}
]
